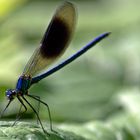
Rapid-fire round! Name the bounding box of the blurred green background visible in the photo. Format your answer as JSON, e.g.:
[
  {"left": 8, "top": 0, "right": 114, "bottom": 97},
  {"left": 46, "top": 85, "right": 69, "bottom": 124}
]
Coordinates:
[{"left": 0, "top": 0, "right": 140, "bottom": 126}]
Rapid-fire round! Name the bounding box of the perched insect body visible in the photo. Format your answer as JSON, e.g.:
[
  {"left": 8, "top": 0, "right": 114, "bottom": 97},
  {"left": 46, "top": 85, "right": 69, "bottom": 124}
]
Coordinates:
[{"left": 1, "top": 2, "right": 110, "bottom": 134}]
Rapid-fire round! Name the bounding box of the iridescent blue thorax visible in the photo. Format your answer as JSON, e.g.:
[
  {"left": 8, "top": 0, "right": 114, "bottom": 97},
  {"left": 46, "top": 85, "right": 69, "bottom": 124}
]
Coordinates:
[
  {"left": 6, "top": 75, "right": 32, "bottom": 100},
  {"left": 16, "top": 75, "right": 32, "bottom": 93}
]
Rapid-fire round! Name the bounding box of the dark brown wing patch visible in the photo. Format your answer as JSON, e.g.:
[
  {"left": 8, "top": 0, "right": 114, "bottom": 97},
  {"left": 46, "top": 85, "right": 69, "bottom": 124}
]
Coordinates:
[
  {"left": 40, "top": 2, "right": 76, "bottom": 59},
  {"left": 40, "top": 17, "right": 70, "bottom": 58}
]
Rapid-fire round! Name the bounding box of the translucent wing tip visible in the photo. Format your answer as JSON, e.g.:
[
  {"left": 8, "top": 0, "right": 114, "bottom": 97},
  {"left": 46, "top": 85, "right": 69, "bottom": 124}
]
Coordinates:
[{"left": 40, "top": 1, "right": 77, "bottom": 58}]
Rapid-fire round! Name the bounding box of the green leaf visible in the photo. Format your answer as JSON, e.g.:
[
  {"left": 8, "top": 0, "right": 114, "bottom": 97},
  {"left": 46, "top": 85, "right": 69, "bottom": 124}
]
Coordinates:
[{"left": 0, "top": 121, "right": 87, "bottom": 140}]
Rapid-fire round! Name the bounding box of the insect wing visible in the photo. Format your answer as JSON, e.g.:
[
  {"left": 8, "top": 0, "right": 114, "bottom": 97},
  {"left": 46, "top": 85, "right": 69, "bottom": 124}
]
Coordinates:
[{"left": 23, "top": 2, "right": 76, "bottom": 76}]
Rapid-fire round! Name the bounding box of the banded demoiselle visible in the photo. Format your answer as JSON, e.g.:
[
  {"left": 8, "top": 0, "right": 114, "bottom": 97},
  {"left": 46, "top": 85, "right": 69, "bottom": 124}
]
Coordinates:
[{"left": 1, "top": 2, "right": 110, "bottom": 133}]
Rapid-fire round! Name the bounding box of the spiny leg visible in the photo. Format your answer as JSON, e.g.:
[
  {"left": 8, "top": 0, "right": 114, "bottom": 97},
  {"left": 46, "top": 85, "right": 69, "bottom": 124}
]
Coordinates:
[
  {"left": 14, "top": 104, "right": 22, "bottom": 125},
  {"left": 12, "top": 96, "right": 27, "bottom": 126},
  {"left": 0, "top": 100, "right": 12, "bottom": 118},
  {"left": 27, "top": 94, "right": 56, "bottom": 133},
  {"left": 22, "top": 96, "right": 48, "bottom": 134},
  {"left": 32, "top": 95, "right": 40, "bottom": 124},
  {"left": 16, "top": 104, "right": 22, "bottom": 120}
]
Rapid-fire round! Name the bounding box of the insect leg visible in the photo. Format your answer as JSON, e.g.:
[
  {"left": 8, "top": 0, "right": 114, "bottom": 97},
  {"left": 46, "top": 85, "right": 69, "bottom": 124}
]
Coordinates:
[
  {"left": 27, "top": 94, "right": 56, "bottom": 133},
  {"left": 32, "top": 95, "right": 40, "bottom": 124},
  {"left": 12, "top": 96, "right": 27, "bottom": 126},
  {"left": 22, "top": 96, "right": 48, "bottom": 134},
  {"left": 0, "top": 100, "right": 12, "bottom": 118}
]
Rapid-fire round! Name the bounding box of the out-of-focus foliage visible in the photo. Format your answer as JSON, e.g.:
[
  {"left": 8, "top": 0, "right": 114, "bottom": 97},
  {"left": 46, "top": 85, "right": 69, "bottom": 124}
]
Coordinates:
[
  {"left": 0, "top": 0, "right": 26, "bottom": 19},
  {"left": 0, "top": 0, "right": 140, "bottom": 139}
]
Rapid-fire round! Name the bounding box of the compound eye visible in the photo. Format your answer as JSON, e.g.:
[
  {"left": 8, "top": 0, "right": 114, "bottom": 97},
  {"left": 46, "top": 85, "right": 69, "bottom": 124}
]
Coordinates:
[
  {"left": 6, "top": 89, "right": 11, "bottom": 96},
  {"left": 5, "top": 89, "right": 15, "bottom": 100}
]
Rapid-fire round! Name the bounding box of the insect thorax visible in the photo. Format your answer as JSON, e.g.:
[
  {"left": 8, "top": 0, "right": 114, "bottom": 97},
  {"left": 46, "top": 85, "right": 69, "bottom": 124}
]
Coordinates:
[{"left": 16, "top": 75, "right": 32, "bottom": 94}]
